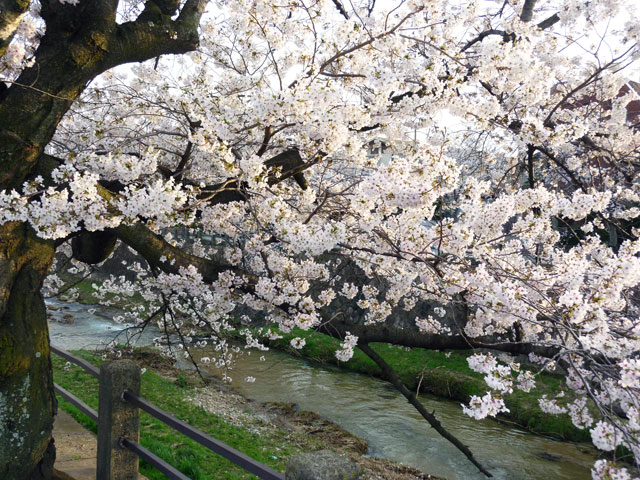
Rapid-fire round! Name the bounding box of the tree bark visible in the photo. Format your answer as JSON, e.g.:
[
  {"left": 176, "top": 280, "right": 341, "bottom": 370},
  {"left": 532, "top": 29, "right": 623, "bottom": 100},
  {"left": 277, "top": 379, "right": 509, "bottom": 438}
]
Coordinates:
[
  {"left": 0, "top": 2, "right": 208, "bottom": 478},
  {"left": 0, "top": 223, "right": 56, "bottom": 480},
  {"left": 0, "top": 0, "right": 30, "bottom": 57}
]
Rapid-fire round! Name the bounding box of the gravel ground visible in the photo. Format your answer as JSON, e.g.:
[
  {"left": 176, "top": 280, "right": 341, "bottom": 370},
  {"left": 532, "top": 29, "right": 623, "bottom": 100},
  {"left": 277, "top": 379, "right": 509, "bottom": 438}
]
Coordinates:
[
  {"left": 121, "top": 347, "right": 441, "bottom": 479},
  {"left": 188, "top": 381, "right": 440, "bottom": 480}
]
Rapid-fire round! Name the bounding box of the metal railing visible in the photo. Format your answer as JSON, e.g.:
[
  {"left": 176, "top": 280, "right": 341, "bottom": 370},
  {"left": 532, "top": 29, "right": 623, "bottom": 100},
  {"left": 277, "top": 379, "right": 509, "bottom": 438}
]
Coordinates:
[
  {"left": 50, "top": 345, "right": 285, "bottom": 480},
  {"left": 53, "top": 383, "right": 98, "bottom": 422}
]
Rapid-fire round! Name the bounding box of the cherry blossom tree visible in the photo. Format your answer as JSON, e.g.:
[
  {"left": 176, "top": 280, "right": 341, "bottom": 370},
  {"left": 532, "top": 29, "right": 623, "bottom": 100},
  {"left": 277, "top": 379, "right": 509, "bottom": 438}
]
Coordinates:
[{"left": 1, "top": 1, "right": 640, "bottom": 479}]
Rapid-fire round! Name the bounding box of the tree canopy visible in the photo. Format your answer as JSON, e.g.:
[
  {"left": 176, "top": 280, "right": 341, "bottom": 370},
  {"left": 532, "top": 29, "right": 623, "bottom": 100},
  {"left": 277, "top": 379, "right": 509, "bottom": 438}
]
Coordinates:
[{"left": 1, "top": 1, "right": 640, "bottom": 479}]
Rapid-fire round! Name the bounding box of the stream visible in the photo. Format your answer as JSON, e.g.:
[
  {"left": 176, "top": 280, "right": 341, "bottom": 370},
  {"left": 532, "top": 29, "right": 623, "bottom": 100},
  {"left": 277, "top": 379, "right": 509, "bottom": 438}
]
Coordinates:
[{"left": 47, "top": 300, "right": 597, "bottom": 479}]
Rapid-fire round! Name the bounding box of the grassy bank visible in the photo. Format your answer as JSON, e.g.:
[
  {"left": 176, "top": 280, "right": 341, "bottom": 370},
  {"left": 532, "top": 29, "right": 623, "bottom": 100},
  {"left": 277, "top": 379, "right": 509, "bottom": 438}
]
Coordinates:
[
  {"left": 54, "top": 278, "right": 588, "bottom": 442},
  {"left": 264, "top": 329, "right": 590, "bottom": 443},
  {"left": 52, "top": 351, "right": 304, "bottom": 480},
  {"left": 52, "top": 349, "right": 439, "bottom": 480}
]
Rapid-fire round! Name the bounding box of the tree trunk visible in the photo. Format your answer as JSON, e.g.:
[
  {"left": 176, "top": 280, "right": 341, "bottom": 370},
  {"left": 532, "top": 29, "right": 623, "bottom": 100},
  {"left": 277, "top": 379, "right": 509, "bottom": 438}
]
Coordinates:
[
  {"left": 0, "top": 222, "right": 56, "bottom": 480},
  {"left": 0, "top": 3, "right": 206, "bottom": 477}
]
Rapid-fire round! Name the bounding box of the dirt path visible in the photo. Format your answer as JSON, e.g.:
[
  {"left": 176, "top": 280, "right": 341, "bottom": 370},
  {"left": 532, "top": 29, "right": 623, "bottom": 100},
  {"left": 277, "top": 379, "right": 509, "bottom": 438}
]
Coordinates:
[
  {"left": 53, "top": 410, "right": 147, "bottom": 480},
  {"left": 53, "top": 410, "right": 98, "bottom": 480}
]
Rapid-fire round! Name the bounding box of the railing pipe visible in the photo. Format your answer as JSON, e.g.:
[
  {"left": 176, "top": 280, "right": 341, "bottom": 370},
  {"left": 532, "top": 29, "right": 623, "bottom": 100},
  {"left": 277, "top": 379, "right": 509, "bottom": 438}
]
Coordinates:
[
  {"left": 53, "top": 384, "right": 99, "bottom": 422},
  {"left": 122, "top": 391, "right": 285, "bottom": 480},
  {"left": 51, "top": 345, "right": 100, "bottom": 378},
  {"left": 120, "top": 438, "right": 191, "bottom": 480},
  {"left": 50, "top": 346, "right": 289, "bottom": 480}
]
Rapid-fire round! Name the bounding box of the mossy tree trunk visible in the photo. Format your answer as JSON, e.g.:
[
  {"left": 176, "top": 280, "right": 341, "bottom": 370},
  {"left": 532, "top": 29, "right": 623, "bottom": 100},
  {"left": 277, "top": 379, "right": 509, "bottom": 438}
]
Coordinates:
[
  {"left": 0, "top": 2, "right": 207, "bottom": 478},
  {"left": 0, "top": 223, "right": 56, "bottom": 480}
]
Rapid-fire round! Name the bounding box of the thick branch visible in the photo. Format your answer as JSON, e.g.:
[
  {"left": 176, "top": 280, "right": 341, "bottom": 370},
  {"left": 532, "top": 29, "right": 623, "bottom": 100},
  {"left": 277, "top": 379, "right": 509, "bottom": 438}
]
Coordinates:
[
  {"left": 186, "top": 148, "right": 312, "bottom": 209},
  {"left": 115, "top": 15, "right": 202, "bottom": 66},
  {"left": 264, "top": 148, "right": 309, "bottom": 190},
  {"left": 40, "top": 0, "right": 118, "bottom": 36},
  {"left": 174, "top": 0, "right": 208, "bottom": 34},
  {"left": 114, "top": 223, "right": 249, "bottom": 285},
  {"left": 317, "top": 309, "right": 559, "bottom": 358},
  {"left": 526, "top": 144, "right": 536, "bottom": 189},
  {"left": 71, "top": 230, "right": 118, "bottom": 264},
  {"left": 138, "top": 0, "right": 181, "bottom": 23},
  {"left": 331, "top": 0, "right": 349, "bottom": 19},
  {"left": 537, "top": 13, "right": 559, "bottom": 30},
  {"left": 462, "top": 6, "right": 559, "bottom": 54},
  {"left": 462, "top": 29, "right": 515, "bottom": 52},
  {"left": 255, "top": 126, "right": 273, "bottom": 157},
  {"left": 359, "top": 343, "right": 493, "bottom": 477},
  {"left": 520, "top": 0, "right": 536, "bottom": 22},
  {"left": 174, "top": 141, "right": 194, "bottom": 181}
]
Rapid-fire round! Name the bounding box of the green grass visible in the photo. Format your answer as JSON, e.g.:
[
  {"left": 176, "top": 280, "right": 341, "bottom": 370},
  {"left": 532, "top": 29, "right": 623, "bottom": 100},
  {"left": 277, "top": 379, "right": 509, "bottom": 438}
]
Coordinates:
[
  {"left": 52, "top": 351, "right": 302, "bottom": 480},
  {"left": 53, "top": 275, "right": 590, "bottom": 443},
  {"left": 264, "top": 328, "right": 590, "bottom": 442},
  {"left": 67, "top": 279, "right": 103, "bottom": 305}
]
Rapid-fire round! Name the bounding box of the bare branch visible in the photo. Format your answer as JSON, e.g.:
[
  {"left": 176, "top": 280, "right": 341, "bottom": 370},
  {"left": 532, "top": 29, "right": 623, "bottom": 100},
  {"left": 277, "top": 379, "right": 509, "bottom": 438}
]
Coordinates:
[
  {"left": 319, "top": 7, "right": 423, "bottom": 72},
  {"left": 542, "top": 50, "right": 633, "bottom": 128},
  {"left": 359, "top": 343, "right": 493, "bottom": 477}
]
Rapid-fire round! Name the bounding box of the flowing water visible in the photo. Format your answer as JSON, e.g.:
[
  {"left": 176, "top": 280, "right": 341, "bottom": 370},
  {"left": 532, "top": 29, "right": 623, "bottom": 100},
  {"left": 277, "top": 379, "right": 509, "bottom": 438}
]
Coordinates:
[
  {"left": 47, "top": 298, "right": 158, "bottom": 350},
  {"left": 48, "top": 300, "right": 596, "bottom": 479}
]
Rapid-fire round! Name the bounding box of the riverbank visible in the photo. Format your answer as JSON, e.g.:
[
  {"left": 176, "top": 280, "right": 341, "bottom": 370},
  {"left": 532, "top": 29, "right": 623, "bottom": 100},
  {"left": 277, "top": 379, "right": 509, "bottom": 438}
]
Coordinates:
[
  {"left": 260, "top": 329, "right": 590, "bottom": 443},
  {"left": 60, "top": 277, "right": 589, "bottom": 442},
  {"left": 52, "top": 348, "right": 440, "bottom": 480}
]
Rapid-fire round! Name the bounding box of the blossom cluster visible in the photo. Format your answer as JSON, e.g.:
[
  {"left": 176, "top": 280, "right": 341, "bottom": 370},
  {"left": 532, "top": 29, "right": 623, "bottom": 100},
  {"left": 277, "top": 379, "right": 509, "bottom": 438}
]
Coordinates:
[
  {"left": 3, "top": 0, "right": 640, "bottom": 475},
  {"left": 335, "top": 333, "right": 359, "bottom": 362}
]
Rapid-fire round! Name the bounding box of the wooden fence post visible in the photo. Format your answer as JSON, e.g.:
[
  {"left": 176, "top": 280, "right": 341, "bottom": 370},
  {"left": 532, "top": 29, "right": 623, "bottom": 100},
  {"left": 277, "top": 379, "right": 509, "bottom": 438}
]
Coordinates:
[{"left": 97, "top": 360, "right": 141, "bottom": 480}]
